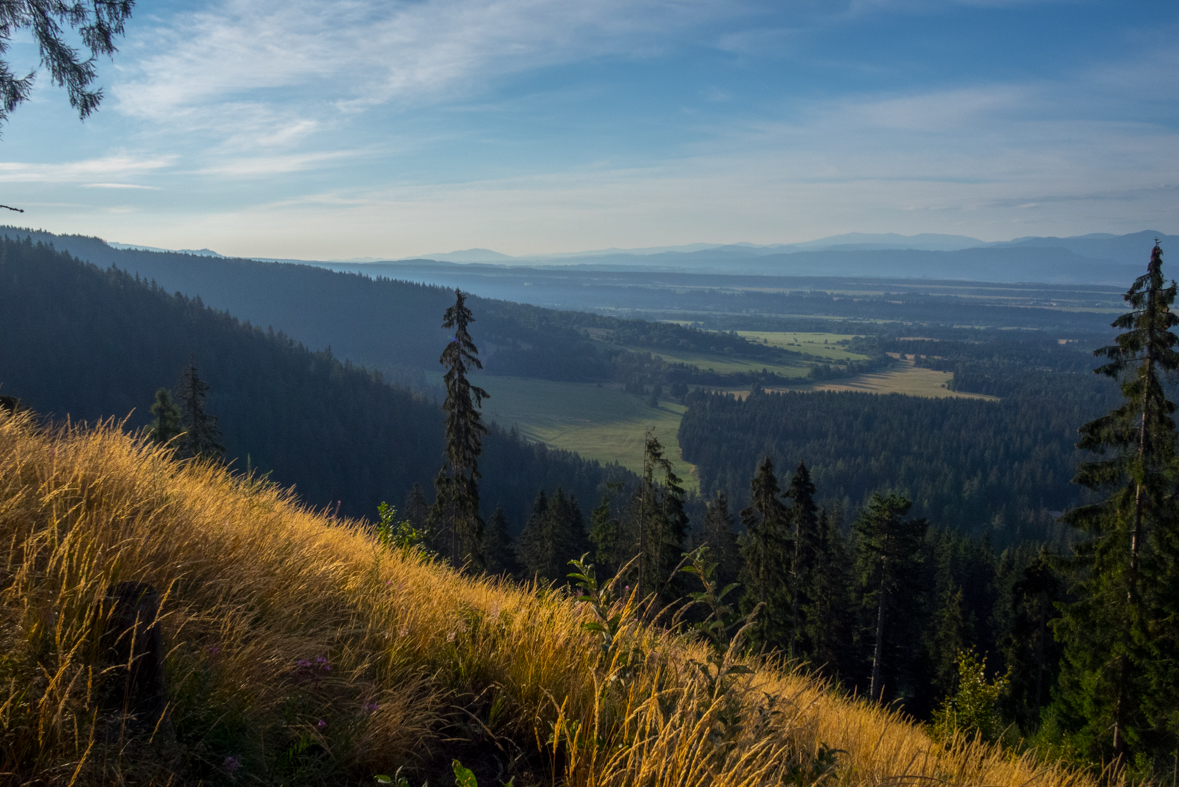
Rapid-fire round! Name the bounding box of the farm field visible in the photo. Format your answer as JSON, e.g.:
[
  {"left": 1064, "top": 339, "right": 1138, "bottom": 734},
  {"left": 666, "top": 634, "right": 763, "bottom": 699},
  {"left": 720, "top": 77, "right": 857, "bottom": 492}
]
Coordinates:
[
  {"left": 812, "top": 358, "right": 997, "bottom": 399},
  {"left": 735, "top": 330, "right": 869, "bottom": 361},
  {"left": 477, "top": 375, "right": 698, "bottom": 491},
  {"left": 712, "top": 358, "right": 997, "bottom": 401}
]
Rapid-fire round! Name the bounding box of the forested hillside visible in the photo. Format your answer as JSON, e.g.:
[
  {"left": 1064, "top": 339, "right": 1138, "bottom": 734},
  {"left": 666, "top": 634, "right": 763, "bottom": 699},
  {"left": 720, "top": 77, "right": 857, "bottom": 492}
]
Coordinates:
[
  {"left": 0, "top": 237, "right": 624, "bottom": 525},
  {"left": 679, "top": 389, "right": 1110, "bottom": 546},
  {"left": 0, "top": 227, "right": 810, "bottom": 390}
]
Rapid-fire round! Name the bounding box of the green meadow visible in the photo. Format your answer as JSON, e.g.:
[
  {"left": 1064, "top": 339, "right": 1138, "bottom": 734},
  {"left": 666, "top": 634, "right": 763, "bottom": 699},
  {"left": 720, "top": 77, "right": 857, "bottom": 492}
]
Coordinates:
[
  {"left": 477, "top": 375, "right": 698, "bottom": 492},
  {"left": 735, "top": 330, "right": 870, "bottom": 361}
]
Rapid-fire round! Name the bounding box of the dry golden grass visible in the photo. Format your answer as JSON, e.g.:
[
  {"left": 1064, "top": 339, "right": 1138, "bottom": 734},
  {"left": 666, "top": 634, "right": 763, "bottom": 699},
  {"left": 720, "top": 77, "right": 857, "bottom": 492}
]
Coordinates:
[{"left": 0, "top": 410, "right": 1104, "bottom": 786}]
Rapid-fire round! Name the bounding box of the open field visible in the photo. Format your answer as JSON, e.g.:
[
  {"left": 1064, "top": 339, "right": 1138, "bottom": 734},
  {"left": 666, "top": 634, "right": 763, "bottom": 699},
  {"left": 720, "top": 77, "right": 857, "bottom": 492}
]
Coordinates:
[
  {"left": 813, "top": 360, "right": 997, "bottom": 399},
  {"left": 713, "top": 358, "right": 998, "bottom": 401},
  {"left": 735, "top": 331, "right": 870, "bottom": 361},
  {"left": 478, "top": 375, "right": 698, "bottom": 491}
]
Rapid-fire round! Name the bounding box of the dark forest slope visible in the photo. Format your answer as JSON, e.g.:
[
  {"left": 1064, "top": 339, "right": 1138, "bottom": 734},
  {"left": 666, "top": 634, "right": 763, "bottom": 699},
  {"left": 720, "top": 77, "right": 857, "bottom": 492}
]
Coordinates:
[
  {"left": 0, "top": 237, "right": 626, "bottom": 526},
  {"left": 678, "top": 387, "right": 1110, "bottom": 545},
  {"left": 0, "top": 227, "right": 799, "bottom": 386}
]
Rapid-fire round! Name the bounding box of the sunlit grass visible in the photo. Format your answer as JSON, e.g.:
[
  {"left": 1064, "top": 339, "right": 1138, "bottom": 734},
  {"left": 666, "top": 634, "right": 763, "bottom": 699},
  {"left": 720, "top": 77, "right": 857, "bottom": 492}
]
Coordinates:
[
  {"left": 479, "top": 375, "right": 697, "bottom": 491},
  {"left": 734, "top": 332, "right": 869, "bottom": 361},
  {"left": 0, "top": 410, "right": 1102, "bottom": 785}
]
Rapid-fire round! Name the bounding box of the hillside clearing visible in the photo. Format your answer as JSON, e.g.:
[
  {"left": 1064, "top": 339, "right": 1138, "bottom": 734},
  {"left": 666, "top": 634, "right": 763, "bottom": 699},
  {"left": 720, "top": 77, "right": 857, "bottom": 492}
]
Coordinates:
[{"left": 479, "top": 375, "right": 698, "bottom": 492}]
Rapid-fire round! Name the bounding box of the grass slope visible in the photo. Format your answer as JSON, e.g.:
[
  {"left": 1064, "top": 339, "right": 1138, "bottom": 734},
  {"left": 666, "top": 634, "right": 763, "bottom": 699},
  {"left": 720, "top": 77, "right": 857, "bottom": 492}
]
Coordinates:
[
  {"left": 478, "top": 376, "right": 698, "bottom": 492},
  {"left": 0, "top": 411, "right": 1101, "bottom": 786}
]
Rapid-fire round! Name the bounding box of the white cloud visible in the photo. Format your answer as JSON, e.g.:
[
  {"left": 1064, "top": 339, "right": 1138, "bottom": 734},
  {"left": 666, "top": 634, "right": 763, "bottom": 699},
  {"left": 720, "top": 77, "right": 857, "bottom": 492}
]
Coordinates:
[
  {"left": 0, "top": 155, "right": 174, "bottom": 184},
  {"left": 82, "top": 183, "right": 162, "bottom": 190},
  {"left": 113, "top": 0, "right": 739, "bottom": 145}
]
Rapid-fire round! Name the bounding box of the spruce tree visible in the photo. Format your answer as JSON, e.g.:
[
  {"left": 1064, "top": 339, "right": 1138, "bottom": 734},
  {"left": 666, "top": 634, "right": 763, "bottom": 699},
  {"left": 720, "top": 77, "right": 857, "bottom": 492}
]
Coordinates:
[
  {"left": 998, "top": 545, "right": 1062, "bottom": 729},
  {"left": 627, "top": 431, "right": 688, "bottom": 602},
  {"left": 176, "top": 357, "right": 224, "bottom": 461},
  {"left": 404, "top": 483, "right": 429, "bottom": 535},
  {"left": 927, "top": 534, "right": 974, "bottom": 699},
  {"left": 738, "top": 457, "right": 793, "bottom": 652},
  {"left": 147, "top": 387, "right": 182, "bottom": 446},
  {"left": 484, "top": 505, "right": 522, "bottom": 577},
  {"left": 853, "top": 492, "right": 928, "bottom": 702},
  {"left": 437, "top": 289, "right": 489, "bottom": 568},
  {"left": 1055, "top": 241, "right": 1179, "bottom": 763},
  {"left": 517, "top": 489, "right": 587, "bottom": 583},
  {"left": 699, "top": 490, "right": 741, "bottom": 588},
  {"left": 589, "top": 482, "right": 624, "bottom": 575},
  {"left": 805, "top": 508, "right": 853, "bottom": 678},
  {"left": 517, "top": 490, "right": 555, "bottom": 581},
  {"left": 786, "top": 461, "right": 820, "bottom": 660}
]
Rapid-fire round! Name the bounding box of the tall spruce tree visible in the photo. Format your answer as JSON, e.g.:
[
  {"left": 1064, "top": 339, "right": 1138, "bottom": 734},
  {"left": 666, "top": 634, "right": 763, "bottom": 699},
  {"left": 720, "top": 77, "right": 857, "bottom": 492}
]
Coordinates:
[
  {"left": 804, "top": 508, "right": 853, "bottom": 678},
  {"left": 176, "top": 357, "right": 224, "bottom": 461},
  {"left": 484, "top": 505, "right": 522, "bottom": 577},
  {"left": 853, "top": 492, "right": 928, "bottom": 702},
  {"left": 147, "top": 387, "right": 182, "bottom": 446},
  {"left": 437, "top": 289, "right": 489, "bottom": 568},
  {"left": 589, "top": 482, "right": 624, "bottom": 575},
  {"left": 1055, "top": 241, "right": 1179, "bottom": 764},
  {"left": 404, "top": 483, "right": 429, "bottom": 535},
  {"left": 624, "top": 430, "right": 688, "bottom": 602},
  {"left": 738, "top": 457, "right": 793, "bottom": 652},
  {"left": 997, "top": 545, "right": 1062, "bottom": 729},
  {"left": 786, "top": 462, "right": 820, "bottom": 660},
  {"left": 699, "top": 490, "right": 741, "bottom": 588}
]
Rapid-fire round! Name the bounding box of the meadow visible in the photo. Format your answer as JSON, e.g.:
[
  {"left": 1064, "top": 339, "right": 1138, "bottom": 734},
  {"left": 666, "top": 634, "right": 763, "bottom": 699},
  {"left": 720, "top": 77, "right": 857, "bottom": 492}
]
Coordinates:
[
  {"left": 734, "top": 332, "right": 869, "bottom": 362},
  {"left": 0, "top": 409, "right": 1111, "bottom": 786},
  {"left": 478, "top": 375, "right": 698, "bottom": 492}
]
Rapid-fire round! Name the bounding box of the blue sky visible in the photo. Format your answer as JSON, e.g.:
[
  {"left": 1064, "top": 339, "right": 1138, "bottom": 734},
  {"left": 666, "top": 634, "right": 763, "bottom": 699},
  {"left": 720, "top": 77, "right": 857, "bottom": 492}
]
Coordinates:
[{"left": 1, "top": 0, "right": 1176, "bottom": 259}]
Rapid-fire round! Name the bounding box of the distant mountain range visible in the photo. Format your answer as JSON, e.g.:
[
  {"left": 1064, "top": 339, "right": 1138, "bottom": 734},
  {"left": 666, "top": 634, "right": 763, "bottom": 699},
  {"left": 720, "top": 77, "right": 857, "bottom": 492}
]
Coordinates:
[
  {"left": 382, "top": 230, "right": 1173, "bottom": 285},
  {"left": 5, "top": 226, "right": 1174, "bottom": 286},
  {"left": 393, "top": 230, "right": 1172, "bottom": 270}
]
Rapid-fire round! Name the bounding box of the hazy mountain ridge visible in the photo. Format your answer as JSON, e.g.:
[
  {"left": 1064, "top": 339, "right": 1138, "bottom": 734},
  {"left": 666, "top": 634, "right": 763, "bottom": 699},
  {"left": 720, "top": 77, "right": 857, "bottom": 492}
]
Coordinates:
[{"left": 71, "top": 228, "right": 1169, "bottom": 281}]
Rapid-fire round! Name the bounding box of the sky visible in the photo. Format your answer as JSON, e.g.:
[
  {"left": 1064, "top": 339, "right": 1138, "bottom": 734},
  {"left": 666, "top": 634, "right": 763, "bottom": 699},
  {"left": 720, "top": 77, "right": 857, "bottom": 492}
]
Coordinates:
[{"left": 1, "top": 0, "right": 1177, "bottom": 260}]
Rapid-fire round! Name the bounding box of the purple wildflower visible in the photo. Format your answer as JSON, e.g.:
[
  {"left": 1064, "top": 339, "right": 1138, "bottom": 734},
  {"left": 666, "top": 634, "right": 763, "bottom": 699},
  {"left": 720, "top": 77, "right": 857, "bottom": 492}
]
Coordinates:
[
  {"left": 316, "top": 719, "right": 327, "bottom": 729},
  {"left": 222, "top": 755, "right": 241, "bottom": 774}
]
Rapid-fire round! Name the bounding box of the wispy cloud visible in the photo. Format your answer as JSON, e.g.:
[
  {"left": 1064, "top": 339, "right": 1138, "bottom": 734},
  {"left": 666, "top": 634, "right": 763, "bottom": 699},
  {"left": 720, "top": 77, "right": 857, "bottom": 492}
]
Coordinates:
[
  {"left": 114, "top": 0, "right": 741, "bottom": 145},
  {"left": 0, "top": 156, "right": 174, "bottom": 184},
  {"left": 191, "top": 149, "right": 371, "bottom": 178},
  {"left": 82, "top": 183, "right": 163, "bottom": 190}
]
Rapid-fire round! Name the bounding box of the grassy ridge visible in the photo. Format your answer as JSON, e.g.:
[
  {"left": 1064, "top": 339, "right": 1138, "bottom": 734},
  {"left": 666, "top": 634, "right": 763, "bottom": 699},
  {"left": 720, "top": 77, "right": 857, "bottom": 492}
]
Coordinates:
[{"left": 0, "top": 411, "right": 1104, "bottom": 785}]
